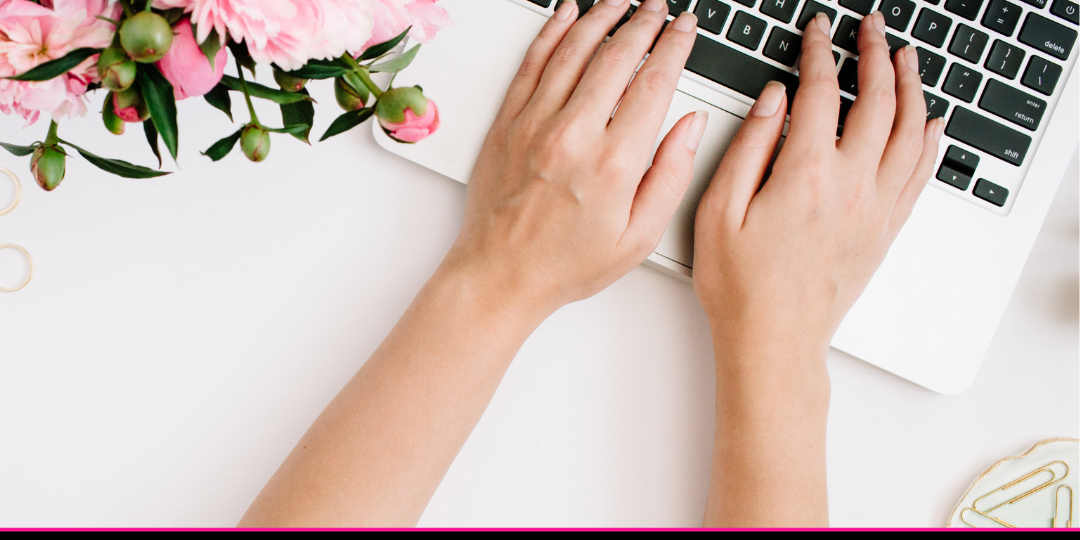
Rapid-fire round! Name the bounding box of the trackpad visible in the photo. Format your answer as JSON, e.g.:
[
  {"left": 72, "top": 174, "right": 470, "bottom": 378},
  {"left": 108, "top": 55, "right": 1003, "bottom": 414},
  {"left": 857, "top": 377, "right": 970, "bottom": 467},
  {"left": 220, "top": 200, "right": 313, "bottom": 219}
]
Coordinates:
[{"left": 651, "top": 91, "right": 745, "bottom": 270}]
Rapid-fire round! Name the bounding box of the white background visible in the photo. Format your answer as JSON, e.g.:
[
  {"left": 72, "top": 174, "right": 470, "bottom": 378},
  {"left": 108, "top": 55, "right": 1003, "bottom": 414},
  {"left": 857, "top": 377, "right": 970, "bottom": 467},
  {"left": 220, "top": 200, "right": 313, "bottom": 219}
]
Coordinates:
[{"left": 0, "top": 77, "right": 1076, "bottom": 527}]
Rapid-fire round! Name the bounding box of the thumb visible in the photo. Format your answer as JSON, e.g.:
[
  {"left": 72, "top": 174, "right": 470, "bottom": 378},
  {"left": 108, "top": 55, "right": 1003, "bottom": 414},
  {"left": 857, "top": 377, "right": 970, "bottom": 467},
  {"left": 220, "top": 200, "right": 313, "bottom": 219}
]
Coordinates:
[
  {"left": 621, "top": 110, "right": 709, "bottom": 257},
  {"left": 700, "top": 81, "right": 788, "bottom": 229}
]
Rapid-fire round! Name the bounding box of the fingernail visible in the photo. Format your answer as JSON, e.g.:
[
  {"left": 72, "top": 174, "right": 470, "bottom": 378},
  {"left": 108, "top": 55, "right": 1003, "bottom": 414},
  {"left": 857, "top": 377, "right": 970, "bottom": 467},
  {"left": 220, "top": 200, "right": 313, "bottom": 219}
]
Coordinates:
[
  {"left": 871, "top": 11, "right": 886, "bottom": 36},
  {"left": 673, "top": 11, "right": 697, "bottom": 32},
  {"left": 815, "top": 12, "right": 831, "bottom": 35},
  {"left": 602, "top": 0, "right": 625, "bottom": 6},
  {"left": 933, "top": 118, "right": 944, "bottom": 141},
  {"left": 685, "top": 110, "right": 709, "bottom": 151},
  {"left": 640, "top": 0, "right": 665, "bottom": 12},
  {"left": 554, "top": 0, "right": 576, "bottom": 21},
  {"left": 903, "top": 45, "right": 919, "bottom": 72},
  {"left": 751, "top": 81, "right": 785, "bottom": 117}
]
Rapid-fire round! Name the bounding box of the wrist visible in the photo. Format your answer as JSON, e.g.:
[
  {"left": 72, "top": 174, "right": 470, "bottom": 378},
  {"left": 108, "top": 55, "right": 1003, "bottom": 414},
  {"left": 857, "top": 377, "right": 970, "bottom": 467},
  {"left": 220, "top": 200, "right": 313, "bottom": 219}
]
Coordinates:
[{"left": 709, "top": 314, "right": 833, "bottom": 399}]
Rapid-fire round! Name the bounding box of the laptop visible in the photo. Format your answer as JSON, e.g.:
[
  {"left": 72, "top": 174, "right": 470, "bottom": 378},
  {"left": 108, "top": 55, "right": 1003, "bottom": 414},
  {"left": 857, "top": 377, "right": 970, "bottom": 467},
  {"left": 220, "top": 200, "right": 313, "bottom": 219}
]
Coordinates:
[{"left": 375, "top": 0, "right": 1079, "bottom": 394}]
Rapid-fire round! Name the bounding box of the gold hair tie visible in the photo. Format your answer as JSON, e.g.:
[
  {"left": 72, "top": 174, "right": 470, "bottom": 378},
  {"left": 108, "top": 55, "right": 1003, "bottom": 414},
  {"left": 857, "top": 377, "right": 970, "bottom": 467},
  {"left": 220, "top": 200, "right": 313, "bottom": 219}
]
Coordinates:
[
  {"left": 0, "top": 243, "right": 33, "bottom": 292},
  {"left": 0, "top": 167, "right": 20, "bottom": 216}
]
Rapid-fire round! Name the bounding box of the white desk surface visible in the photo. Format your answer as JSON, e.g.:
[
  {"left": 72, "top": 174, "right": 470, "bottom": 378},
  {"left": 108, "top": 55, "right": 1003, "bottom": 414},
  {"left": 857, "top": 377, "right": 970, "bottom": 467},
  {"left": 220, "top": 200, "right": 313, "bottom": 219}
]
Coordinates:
[{"left": 0, "top": 82, "right": 1076, "bottom": 527}]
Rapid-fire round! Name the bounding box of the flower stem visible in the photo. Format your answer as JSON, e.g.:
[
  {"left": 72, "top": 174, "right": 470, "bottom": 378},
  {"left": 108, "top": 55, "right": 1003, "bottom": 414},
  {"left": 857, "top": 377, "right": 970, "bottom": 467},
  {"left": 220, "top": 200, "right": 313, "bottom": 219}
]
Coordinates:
[
  {"left": 235, "top": 58, "right": 260, "bottom": 126},
  {"left": 45, "top": 120, "right": 59, "bottom": 146},
  {"left": 340, "top": 54, "right": 383, "bottom": 99},
  {"left": 120, "top": 0, "right": 135, "bottom": 18}
]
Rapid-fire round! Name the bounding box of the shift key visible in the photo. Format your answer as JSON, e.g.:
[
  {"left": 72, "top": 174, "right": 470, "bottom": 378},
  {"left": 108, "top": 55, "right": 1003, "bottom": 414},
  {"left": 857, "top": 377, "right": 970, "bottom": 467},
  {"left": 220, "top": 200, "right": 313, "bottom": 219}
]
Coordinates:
[
  {"left": 945, "top": 107, "right": 1032, "bottom": 166},
  {"left": 979, "top": 79, "right": 1047, "bottom": 131}
]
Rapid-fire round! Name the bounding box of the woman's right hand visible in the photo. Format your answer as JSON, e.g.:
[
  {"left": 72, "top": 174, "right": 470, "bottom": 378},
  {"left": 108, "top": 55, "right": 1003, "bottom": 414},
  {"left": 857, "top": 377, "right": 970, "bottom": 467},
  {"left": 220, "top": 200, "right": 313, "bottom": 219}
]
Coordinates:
[{"left": 693, "top": 12, "right": 943, "bottom": 358}]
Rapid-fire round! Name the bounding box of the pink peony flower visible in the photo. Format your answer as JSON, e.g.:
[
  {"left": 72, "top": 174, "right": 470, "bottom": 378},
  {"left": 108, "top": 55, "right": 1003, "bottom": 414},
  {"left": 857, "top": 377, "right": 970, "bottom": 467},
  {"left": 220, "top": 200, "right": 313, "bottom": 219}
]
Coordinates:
[
  {"left": 379, "top": 99, "right": 438, "bottom": 143},
  {"left": 185, "top": 0, "right": 375, "bottom": 71},
  {"left": 362, "top": 0, "right": 451, "bottom": 52},
  {"left": 155, "top": 18, "right": 226, "bottom": 100},
  {"left": 0, "top": 0, "right": 120, "bottom": 125}
]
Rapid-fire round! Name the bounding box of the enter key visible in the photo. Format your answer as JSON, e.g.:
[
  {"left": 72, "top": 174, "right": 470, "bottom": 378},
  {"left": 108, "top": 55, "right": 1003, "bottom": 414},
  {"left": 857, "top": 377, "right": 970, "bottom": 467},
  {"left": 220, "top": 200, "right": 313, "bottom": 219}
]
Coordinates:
[{"left": 978, "top": 79, "right": 1047, "bottom": 131}]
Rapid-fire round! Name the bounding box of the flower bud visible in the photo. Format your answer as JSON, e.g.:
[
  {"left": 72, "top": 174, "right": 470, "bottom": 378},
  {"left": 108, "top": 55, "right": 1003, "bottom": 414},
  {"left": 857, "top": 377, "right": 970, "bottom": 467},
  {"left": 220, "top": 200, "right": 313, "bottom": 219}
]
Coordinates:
[
  {"left": 274, "top": 67, "right": 308, "bottom": 93},
  {"left": 97, "top": 47, "right": 137, "bottom": 92},
  {"left": 119, "top": 12, "right": 174, "bottom": 63},
  {"left": 375, "top": 86, "right": 440, "bottom": 143},
  {"left": 113, "top": 87, "right": 150, "bottom": 122},
  {"left": 31, "top": 145, "right": 67, "bottom": 191},
  {"left": 102, "top": 93, "right": 125, "bottom": 135},
  {"left": 334, "top": 77, "right": 367, "bottom": 111},
  {"left": 240, "top": 125, "right": 271, "bottom": 162}
]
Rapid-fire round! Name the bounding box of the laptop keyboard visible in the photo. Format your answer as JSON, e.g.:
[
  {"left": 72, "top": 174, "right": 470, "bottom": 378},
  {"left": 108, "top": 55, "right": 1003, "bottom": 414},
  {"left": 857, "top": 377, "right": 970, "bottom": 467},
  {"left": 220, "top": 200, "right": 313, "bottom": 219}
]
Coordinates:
[{"left": 518, "top": 0, "right": 1077, "bottom": 213}]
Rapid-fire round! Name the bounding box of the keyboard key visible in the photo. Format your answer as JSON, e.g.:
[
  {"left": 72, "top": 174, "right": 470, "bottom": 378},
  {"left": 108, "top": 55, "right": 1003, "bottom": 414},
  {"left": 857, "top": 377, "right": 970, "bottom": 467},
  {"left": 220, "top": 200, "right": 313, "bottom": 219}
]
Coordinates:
[
  {"left": 833, "top": 15, "right": 862, "bottom": 53},
  {"left": 576, "top": 0, "right": 594, "bottom": 18},
  {"left": 1052, "top": 0, "right": 1079, "bottom": 24},
  {"left": 732, "top": 0, "right": 757, "bottom": 7},
  {"left": 760, "top": 0, "right": 801, "bottom": 23},
  {"left": 886, "top": 33, "right": 909, "bottom": 55},
  {"left": 925, "top": 90, "right": 950, "bottom": 118},
  {"left": 943, "top": 64, "right": 983, "bottom": 101},
  {"left": 838, "top": 57, "right": 860, "bottom": 94},
  {"left": 667, "top": 0, "right": 693, "bottom": 14},
  {"left": 973, "top": 178, "right": 1009, "bottom": 206},
  {"left": 912, "top": 9, "right": 954, "bottom": 47},
  {"left": 834, "top": 49, "right": 841, "bottom": 63},
  {"left": 837, "top": 97, "right": 854, "bottom": 136},
  {"left": 945, "top": 0, "right": 985, "bottom": 21},
  {"left": 696, "top": 0, "right": 732, "bottom": 34},
  {"left": 978, "top": 78, "right": 1047, "bottom": 130},
  {"left": 949, "top": 24, "right": 990, "bottom": 63},
  {"left": 881, "top": 0, "right": 917, "bottom": 31},
  {"left": 944, "top": 145, "right": 980, "bottom": 173},
  {"left": 982, "top": 0, "right": 1022, "bottom": 36},
  {"left": 937, "top": 164, "right": 973, "bottom": 189},
  {"left": 840, "top": 0, "right": 875, "bottom": 15},
  {"left": 795, "top": 0, "right": 837, "bottom": 30},
  {"left": 945, "top": 107, "right": 1032, "bottom": 165},
  {"left": 985, "top": 40, "right": 1025, "bottom": 78},
  {"left": 1019, "top": 14, "right": 1078, "bottom": 59},
  {"left": 917, "top": 47, "right": 947, "bottom": 85},
  {"left": 1018, "top": 0, "right": 1047, "bottom": 7},
  {"left": 1021, "top": 56, "right": 1063, "bottom": 94},
  {"left": 526, "top": 0, "right": 552, "bottom": 7},
  {"left": 728, "top": 11, "right": 768, "bottom": 49},
  {"left": 764, "top": 27, "right": 803, "bottom": 65},
  {"left": 685, "top": 34, "right": 800, "bottom": 106}
]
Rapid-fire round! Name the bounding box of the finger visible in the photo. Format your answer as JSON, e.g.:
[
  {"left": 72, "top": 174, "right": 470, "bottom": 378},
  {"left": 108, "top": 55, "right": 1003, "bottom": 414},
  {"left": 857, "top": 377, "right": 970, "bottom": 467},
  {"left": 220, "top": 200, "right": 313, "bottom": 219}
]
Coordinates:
[
  {"left": 876, "top": 46, "right": 928, "bottom": 197},
  {"left": 621, "top": 111, "right": 708, "bottom": 256},
  {"left": 889, "top": 118, "right": 943, "bottom": 235},
  {"left": 698, "top": 81, "right": 787, "bottom": 229},
  {"left": 837, "top": 12, "right": 896, "bottom": 162},
  {"left": 783, "top": 13, "right": 840, "bottom": 150},
  {"left": 494, "top": 0, "right": 579, "bottom": 124},
  {"left": 565, "top": 0, "right": 669, "bottom": 124},
  {"left": 606, "top": 12, "right": 698, "bottom": 140},
  {"left": 523, "top": 0, "right": 632, "bottom": 117}
]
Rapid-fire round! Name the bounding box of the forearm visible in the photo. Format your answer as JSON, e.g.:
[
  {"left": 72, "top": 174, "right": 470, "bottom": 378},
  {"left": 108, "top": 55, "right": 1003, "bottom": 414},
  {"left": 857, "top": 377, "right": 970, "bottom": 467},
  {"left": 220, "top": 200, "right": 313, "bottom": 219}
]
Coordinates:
[
  {"left": 703, "top": 324, "right": 831, "bottom": 528},
  {"left": 239, "top": 262, "right": 544, "bottom": 527}
]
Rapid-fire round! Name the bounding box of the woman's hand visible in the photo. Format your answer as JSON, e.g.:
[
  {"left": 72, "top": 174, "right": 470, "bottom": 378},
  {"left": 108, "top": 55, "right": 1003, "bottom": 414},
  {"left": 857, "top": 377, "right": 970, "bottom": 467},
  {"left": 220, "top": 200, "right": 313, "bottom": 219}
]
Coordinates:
[
  {"left": 694, "top": 12, "right": 942, "bottom": 356},
  {"left": 441, "top": 0, "right": 708, "bottom": 322},
  {"left": 693, "top": 12, "right": 942, "bottom": 527}
]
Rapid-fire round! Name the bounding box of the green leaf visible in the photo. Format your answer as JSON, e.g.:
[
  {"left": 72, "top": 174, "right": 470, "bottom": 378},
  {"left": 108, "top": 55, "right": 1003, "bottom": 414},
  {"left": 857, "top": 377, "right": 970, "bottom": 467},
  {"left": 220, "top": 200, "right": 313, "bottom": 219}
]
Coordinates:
[
  {"left": 1, "top": 142, "right": 36, "bottom": 156},
  {"left": 196, "top": 27, "right": 224, "bottom": 71},
  {"left": 359, "top": 27, "right": 411, "bottom": 61},
  {"left": 143, "top": 120, "right": 162, "bottom": 169},
  {"left": 369, "top": 44, "right": 421, "bottom": 74},
  {"left": 58, "top": 139, "right": 171, "bottom": 178},
  {"left": 219, "top": 75, "right": 314, "bottom": 104},
  {"left": 5, "top": 48, "right": 102, "bottom": 81},
  {"left": 136, "top": 65, "right": 179, "bottom": 161},
  {"left": 201, "top": 129, "right": 243, "bottom": 162},
  {"left": 227, "top": 40, "right": 256, "bottom": 75},
  {"left": 284, "top": 59, "right": 350, "bottom": 80},
  {"left": 279, "top": 89, "right": 314, "bottom": 143},
  {"left": 264, "top": 124, "right": 311, "bottom": 135},
  {"left": 203, "top": 83, "right": 233, "bottom": 122},
  {"left": 319, "top": 108, "right": 373, "bottom": 142}
]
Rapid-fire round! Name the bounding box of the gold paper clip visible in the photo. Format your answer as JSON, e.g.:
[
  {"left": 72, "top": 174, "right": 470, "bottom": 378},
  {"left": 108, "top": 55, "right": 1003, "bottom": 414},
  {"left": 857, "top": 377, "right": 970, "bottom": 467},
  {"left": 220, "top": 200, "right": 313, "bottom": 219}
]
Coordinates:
[
  {"left": 960, "top": 506, "right": 1016, "bottom": 528},
  {"left": 1055, "top": 485, "right": 1073, "bottom": 528},
  {"left": 973, "top": 460, "right": 1070, "bottom": 515}
]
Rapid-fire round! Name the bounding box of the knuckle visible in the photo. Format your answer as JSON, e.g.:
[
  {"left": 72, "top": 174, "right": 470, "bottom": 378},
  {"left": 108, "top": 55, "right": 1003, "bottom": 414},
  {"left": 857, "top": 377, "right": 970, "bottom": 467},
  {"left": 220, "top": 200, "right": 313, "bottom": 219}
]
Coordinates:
[
  {"left": 550, "top": 40, "right": 582, "bottom": 66},
  {"left": 599, "top": 38, "right": 638, "bottom": 66},
  {"left": 634, "top": 66, "right": 670, "bottom": 94}
]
